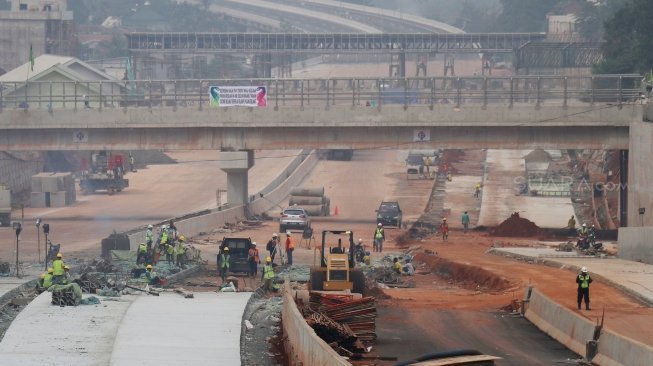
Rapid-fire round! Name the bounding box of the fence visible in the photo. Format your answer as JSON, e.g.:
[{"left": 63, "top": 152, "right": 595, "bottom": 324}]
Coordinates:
[{"left": 0, "top": 75, "right": 642, "bottom": 111}]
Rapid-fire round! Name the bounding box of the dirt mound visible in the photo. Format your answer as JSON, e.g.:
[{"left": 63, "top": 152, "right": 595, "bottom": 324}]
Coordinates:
[
  {"left": 413, "top": 252, "right": 511, "bottom": 292},
  {"left": 490, "top": 212, "right": 541, "bottom": 237}
]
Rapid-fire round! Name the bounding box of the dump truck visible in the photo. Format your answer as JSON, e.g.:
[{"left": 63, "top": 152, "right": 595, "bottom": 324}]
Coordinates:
[
  {"left": 309, "top": 230, "right": 365, "bottom": 295},
  {"left": 0, "top": 186, "right": 10, "bottom": 227},
  {"left": 80, "top": 151, "right": 129, "bottom": 195}
]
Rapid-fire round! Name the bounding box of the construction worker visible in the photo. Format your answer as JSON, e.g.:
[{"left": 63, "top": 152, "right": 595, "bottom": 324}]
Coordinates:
[
  {"left": 262, "top": 257, "right": 274, "bottom": 292},
  {"left": 63, "top": 265, "right": 72, "bottom": 285},
  {"left": 52, "top": 253, "right": 66, "bottom": 285},
  {"left": 567, "top": 216, "right": 576, "bottom": 235},
  {"left": 439, "top": 218, "right": 449, "bottom": 240},
  {"left": 285, "top": 232, "right": 295, "bottom": 265},
  {"left": 129, "top": 153, "right": 135, "bottom": 172},
  {"left": 266, "top": 233, "right": 279, "bottom": 264},
  {"left": 165, "top": 242, "right": 175, "bottom": 264},
  {"left": 474, "top": 183, "right": 481, "bottom": 198},
  {"left": 248, "top": 242, "right": 260, "bottom": 278},
  {"left": 578, "top": 223, "right": 589, "bottom": 240},
  {"left": 363, "top": 251, "right": 371, "bottom": 266},
  {"left": 424, "top": 156, "right": 432, "bottom": 174},
  {"left": 576, "top": 267, "right": 593, "bottom": 310},
  {"left": 159, "top": 225, "right": 168, "bottom": 249},
  {"left": 392, "top": 257, "right": 402, "bottom": 274},
  {"left": 374, "top": 223, "right": 385, "bottom": 253},
  {"left": 218, "top": 247, "right": 230, "bottom": 283},
  {"left": 145, "top": 224, "right": 154, "bottom": 250},
  {"left": 403, "top": 258, "right": 415, "bottom": 276},
  {"left": 145, "top": 264, "right": 161, "bottom": 286},
  {"left": 176, "top": 236, "right": 187, "bottom": 267},
  {"left": 39, "top": 268, "right": 54, "bottom": 290},
  {"left": 461, "top": 211, "right": 470, "bottom": 233},
  {"left": 137, "top": 242, "right": 148, "bottom": 265}
]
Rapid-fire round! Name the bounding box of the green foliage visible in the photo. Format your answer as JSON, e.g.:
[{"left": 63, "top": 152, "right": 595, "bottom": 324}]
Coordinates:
[
  {"left": 595, "top": 0, "right": 653, "bottom": 74},
  {"left": 495, "top": 0, "right": 558, "bottom": 32},
  {"left": 575, "top": 0, "right": 628, "bottom": 41}
]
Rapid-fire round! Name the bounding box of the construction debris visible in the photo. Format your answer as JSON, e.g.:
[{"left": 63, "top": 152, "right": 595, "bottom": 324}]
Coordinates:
[
  {"left": 174, "top": 288, "right": 194, "bottom": 298},
  {"left": 49, "top": 283, "right": 83, "bottom": 306}
]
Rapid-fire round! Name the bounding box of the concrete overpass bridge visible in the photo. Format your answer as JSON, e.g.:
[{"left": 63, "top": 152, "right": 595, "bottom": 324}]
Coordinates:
[{"left": 1, "top": 75, "right": 651, "bottom": 226}]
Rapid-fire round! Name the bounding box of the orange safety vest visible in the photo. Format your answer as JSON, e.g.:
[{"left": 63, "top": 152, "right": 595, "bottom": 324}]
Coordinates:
[
  {"left": 248, "top": 248, "right": 259, "bottom": 263},
  {"left": 286, "top": 237, "right": 295, "bottom": 250}
]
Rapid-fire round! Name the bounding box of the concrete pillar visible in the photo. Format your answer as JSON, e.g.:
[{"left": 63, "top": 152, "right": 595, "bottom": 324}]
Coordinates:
[
  {"left": 628, "top": 106, "right": 653, "bottom": 226},
  {"left": 218, "top": 151, "right": 254, "bottom": 206}
]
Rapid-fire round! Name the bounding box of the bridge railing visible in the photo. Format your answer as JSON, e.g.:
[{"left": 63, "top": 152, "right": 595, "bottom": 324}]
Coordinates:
[{"left": 0, "top": 75, "right": 641, "bottom": 111}]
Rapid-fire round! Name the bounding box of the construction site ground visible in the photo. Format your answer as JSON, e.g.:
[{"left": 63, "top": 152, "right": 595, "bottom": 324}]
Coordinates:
[{"left": 1, "top": 147, "right": 652, "bottom": 365}]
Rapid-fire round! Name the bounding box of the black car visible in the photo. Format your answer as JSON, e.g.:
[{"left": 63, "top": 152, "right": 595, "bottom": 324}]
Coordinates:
[
  {"left": 376, "top": 201, "right": 402, "bottom": 228},
  {"left": 218, "top": 237, "right": 253, "bottom": 273}
]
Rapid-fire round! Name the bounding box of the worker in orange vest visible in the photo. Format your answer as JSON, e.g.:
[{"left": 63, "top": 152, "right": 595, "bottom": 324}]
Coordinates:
[
  {"left": 285, "top": 232, "right": 295, "bottom": 265},
  {"left": 248, "top": 242, "right": 260, "bottom": 278},
  {"left": 439, "top": 218, "right": 449, "bottom": 241}
]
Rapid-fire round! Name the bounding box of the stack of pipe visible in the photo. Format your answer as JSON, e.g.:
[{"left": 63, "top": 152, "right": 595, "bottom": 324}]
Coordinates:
[
  {"left": 308, "top": 292, "right": 378, "bottom": 342},
  {"left": 289, "top": 187, "right": 330, "bottom": 216}
]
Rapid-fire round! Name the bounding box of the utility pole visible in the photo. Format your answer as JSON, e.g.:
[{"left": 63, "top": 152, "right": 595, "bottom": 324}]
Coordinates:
[
  {"left": 13, "top": 222, "right": 22, "bottom": 278},
  {"left": 43, "top": 223, "right": 50, "bottom": 271},
  {"left": 36, "top": 218, "right": 41, "bottom": 263}
]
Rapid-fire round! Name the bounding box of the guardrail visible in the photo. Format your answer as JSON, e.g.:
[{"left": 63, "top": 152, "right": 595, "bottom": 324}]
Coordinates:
[{"left": 0, "top": 75, "right": 642, "bottom": 111}]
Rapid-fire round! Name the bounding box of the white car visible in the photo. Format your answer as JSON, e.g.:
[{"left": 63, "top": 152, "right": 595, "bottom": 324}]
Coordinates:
[{"left": 279, "top": 207, "right": 311, "bottom": 233}]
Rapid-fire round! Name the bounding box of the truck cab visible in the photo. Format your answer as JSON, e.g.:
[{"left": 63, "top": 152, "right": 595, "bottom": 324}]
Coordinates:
[{"left": 218, "top": 237, "right": 253, "bottom": 274}]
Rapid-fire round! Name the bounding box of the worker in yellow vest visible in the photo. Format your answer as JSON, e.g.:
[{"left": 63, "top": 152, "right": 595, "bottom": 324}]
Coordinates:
[
  {"left": 52, "top": 253, "right": 66, "bottom": 284},
  {"left": 176, "top": 236, "right": 187, "bottom": 267},
  {"left": 576, "top": 267, "right": 593, "bottom": 310},
  {"left": 39, "top": 268, "right": 54, "bottom": 290},
  {"left": 261, "top": 257, "right": 274, "bottom": 292},
  {"left": 218, "top": 247, "right": 230, "bottom": 283}
]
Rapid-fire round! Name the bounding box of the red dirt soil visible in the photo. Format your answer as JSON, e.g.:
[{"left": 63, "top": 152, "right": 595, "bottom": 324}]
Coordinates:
[{"left": 489, "top": 212, "right": 541, "bottom": 237}]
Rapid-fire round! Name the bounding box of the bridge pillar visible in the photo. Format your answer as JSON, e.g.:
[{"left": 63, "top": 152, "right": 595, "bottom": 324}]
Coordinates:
[
  {"left": 628, "top": 107, "right": 653, "bottom": 226},
  {"left": 218, "top": 150, "right": 254, "bottom": 207}
]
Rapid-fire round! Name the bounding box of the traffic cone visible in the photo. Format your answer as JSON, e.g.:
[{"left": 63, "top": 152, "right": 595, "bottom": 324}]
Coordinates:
[{"left": 334, "top": 206, "right": 339, "bottom": 216}]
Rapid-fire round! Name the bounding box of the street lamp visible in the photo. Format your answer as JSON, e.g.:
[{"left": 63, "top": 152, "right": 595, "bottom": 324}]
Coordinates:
[
  {"left": 12, "top": 222, "right": 22, "bottom": 278},
  {"left": 43, "top": 223, "right": 50, "bottom": 271},
  {"left": 36, "top": 218, "right": 41, "bottom": 263}
]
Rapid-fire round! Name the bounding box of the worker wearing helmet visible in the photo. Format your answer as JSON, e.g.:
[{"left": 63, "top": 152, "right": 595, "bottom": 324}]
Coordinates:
[
  {"left": 576, "top": 267, "right": 592, "bottom": 310},
  {"left": 176, "top": 236, "right": 187, "bottom": 268},
  {"left": 63, "top": 265, "right": 72, "bottom": 285},
  {"left": 285, "top": 232, "right": 295, "bottom": 265},
  {"left": 52, "top": 253, "right": 66, "bottom": 284},
  {"left": 266, "top": 233, "right": 279, "bottom": 264},
  {"left": 145, "top": 264, "right": 161, "bottom": 286},
  {"left": 137, "top": 242, "right": 148, "bottom": 265},
  {"left": 439, "top": 218, "right": 449, "bottom": 241},
  {"left": 248, "top": 242, "right": 260, "bottom": 278},
  {"left": 261, "top": 256, "right": 275, "bottom": 293},
  {"left": 145, "top": 224, "right": 154, "bottom": 250},
  {"left": 374, "top": 223, "right": 385, "bottom": 253},
  {"left": 218, "top": 246, "right": 231, "bottom": 283},
  {"left": 40, "top": 268, "right": 54, "bottom": 290}
]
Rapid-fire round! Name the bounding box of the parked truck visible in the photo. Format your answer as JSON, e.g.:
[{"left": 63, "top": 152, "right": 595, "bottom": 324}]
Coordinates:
[
  {"left": 0, "top": 186, "right": 10, "bottom": 227},
  {"left": 80, "top": 151, "right": 129, "bottom": 195}
]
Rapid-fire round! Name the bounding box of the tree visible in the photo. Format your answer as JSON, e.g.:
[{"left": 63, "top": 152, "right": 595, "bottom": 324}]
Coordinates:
[
  {"left": 575, "top": 0, "right": 628, "bottom": 41},
  {"left": 494, "top": 0, "right": 558, "bottom": 32},
  {"left": 595, "top": 0, "right": 653, "bottom": 74}
]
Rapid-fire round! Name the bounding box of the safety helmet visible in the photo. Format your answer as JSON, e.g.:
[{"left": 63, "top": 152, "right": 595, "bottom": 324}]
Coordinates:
[
  {"left": 591, "top": 224, "right": 595, "bottom": 228},
  {"left": 179, "top": 235, "right": 186, "bottom": 242},
  {"left": 147, "top": 224, "right": 153, "bottom": 229},
  {"left": 56, "top": 253, "right": 62, "bottom": 258},
  {"left": 146, "top": 264, "right": 153, "bottom": 270},
  {"left": 47, "top": 268, "right": 53, "bottom": 273},
  {"left": 161, "top": 225, "right": 167, "bottom": 230},
  {"left": 358, "top": 238, "right": 363, "bottom": 243},
  {"left": 266, "top": 256, "right": 272, "bottom": 262},
  {"left": 224, "top": 247, "right": 230, "bottom": 251},
  {"left": 377, "top": 223, "right": 382, "bottom": 227},
  {"left": 286, "top": 231, "right": 291, "bottom": 235},
  {"left": 582, "top": 223, "right": 587, "bottom": 227},
  {"left": 442, "top": 218, "right": 447, "bottom": 221},
  {"left": 252, "top": 242, "right": 257, "bottom": 246},
  {"left": 272, "top": 233, "right": 278, "bottom": 237},
  {"left": 40, "top": 273, "right": 46, "bottom": 279},
  {"left": 64, "top": 265, "right": 70, "bottom": 270},
  {"left": 581, "top": 266, "right": 588, "bottom": 273}
]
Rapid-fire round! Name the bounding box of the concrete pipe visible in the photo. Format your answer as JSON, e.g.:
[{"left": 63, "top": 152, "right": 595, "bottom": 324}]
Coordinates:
[
  {"left": 302, "top": 205, "right": 325, "bottom": 217},
  {"left": 290, "top": 187, "right": 324, "bottom": 197},
  {"left": 289, "top": 196, "right": 326, "bottom": 206}
]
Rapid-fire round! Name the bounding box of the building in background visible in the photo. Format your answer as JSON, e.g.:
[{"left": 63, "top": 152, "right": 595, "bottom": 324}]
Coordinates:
[{"left": 0, "top": 0, "right": 75, "bottom": 73}]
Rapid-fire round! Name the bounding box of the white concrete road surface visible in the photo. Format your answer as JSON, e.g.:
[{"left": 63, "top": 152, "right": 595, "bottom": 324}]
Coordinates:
[{"left": 0, "top": 292, "right": 251, "bottom": 366}]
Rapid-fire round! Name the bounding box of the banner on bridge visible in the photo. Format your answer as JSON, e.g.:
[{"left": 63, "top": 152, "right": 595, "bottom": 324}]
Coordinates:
[{"left": 208, "top": 86, "right": 267, "bottom": 107}]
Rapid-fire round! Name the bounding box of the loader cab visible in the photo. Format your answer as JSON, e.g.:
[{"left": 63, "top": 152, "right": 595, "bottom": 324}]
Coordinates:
[{"left": 310, "top": 230, "right": 365, "bottom": 295}]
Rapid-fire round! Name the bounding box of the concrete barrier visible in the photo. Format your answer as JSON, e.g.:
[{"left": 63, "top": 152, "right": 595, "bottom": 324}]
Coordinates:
[
  {"left": 593, "top": 328, "right": 653, "bottom": 366},
  {"left": 617, "top": 227, "right": 653, "bottom": 265},
  {"left": 282, "top": 284, "right": 350, "bottom": 366},
  {"left": 524, "top": 287, "right": 597, "bottom": 357}
]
